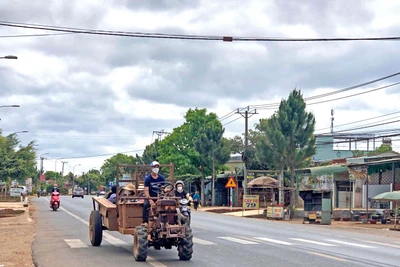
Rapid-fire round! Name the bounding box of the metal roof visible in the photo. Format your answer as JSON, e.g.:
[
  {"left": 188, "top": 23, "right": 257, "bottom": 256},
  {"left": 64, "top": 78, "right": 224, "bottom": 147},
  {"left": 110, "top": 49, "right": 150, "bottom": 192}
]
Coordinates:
[{"left": 296, "top": 164, "right": 349, "bottom": 176}]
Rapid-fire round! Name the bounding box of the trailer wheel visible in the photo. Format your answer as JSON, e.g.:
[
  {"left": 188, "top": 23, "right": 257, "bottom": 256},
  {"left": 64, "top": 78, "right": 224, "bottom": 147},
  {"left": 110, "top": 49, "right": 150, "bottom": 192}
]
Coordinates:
[
  {"left": 178, "top": 226, "right": 193, "bottom": 260},
  {"left": 89, "top": 210, "right": 103, "bottom": 246},
  {"left": 133, "top": 226, "right": 148, "bottom": 261}
]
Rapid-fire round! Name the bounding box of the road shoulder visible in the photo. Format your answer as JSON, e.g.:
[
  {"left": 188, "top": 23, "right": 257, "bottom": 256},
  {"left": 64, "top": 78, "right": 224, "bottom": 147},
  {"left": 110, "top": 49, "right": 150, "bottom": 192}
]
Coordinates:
[{"left": 0, "top": 201, "right": 35, "bottom": 267}]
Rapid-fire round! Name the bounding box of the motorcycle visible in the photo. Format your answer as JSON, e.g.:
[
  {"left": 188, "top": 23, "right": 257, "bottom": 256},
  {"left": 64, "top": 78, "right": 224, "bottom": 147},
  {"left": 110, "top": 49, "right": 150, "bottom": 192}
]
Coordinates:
[
  {"left": 37, "top": 192, "right": 40, "bottom": 198},
  {"left": 50, "top": 191, "right": 60, "bottom": 211},
  {"left": 178, "top": 198, "right": 191, "bottom": 226}
]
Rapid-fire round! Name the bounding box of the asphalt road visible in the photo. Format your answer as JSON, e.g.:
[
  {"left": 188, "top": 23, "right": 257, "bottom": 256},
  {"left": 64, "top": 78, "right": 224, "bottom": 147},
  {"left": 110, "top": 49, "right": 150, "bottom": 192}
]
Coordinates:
[{"left": 32, "top": 196, "right": 400, "bottom": 267}]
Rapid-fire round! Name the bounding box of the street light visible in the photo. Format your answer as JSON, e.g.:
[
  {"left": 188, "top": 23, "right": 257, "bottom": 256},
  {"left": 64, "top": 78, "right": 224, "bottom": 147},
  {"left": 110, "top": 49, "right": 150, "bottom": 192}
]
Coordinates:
[
  {"left": 39, "top": 153, "right": 49, "bottom": 176},
  {"left": 0, "top": 55, "right": 18, "bottom": 59},
  {"left": 0, "top": 105, "right": 20, "bottom": 108},
  {"left": 12, "top": 130, "right": 28, "bottom": 134},
  {"left": 72, "top": 164, "right": 81, "bottom": 189},
  {"left": 55, "top": 157, "right": 63, "bottom": 174}
]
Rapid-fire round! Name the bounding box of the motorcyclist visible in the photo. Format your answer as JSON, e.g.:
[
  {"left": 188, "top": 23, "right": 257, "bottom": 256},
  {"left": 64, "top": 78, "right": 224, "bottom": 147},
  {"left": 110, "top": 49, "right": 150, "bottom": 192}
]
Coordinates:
[
  {"left": 37, "top": 188, "right": 41, "bottom": 197},
  {"left": 50, "top": 184, "right": 60, "bottom": 208},
  {"left": 51, "top": 184, "right": 60, "bottom": 193},
  {"left": 174, "top": 180, "right": 190, "bottom": 200}
]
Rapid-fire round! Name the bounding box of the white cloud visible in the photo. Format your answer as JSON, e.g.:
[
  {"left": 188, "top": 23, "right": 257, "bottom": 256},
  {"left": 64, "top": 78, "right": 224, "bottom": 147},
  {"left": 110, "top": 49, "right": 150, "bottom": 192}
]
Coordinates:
[{"left": 0, "top": 0, "right": 399, "bottom": 174}]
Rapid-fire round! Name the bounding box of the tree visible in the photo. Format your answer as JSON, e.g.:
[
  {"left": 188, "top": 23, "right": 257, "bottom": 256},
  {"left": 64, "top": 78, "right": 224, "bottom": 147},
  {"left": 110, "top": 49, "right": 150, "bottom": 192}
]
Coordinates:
[
  {"left": 157, "top": 108, "right": 230, "bottom": 206},
  {"left": 100, "top": 153, "right": 142, "bottom": 184},
  {"left": 142, "top": 139, "right": 161, "bottom": 164},
  {"left": 194, "top": 123, "right": 230, "bottom": 206},
  {"left": 0, "top": 131, "right": 37, "bottom": 185},
  {"left": 256, "top": 89, "right": 316, "bottom": 211},
  {"left": 368, "top": 143, "right": 393, "bottom": 155},
  {"left": 43, "top": 171, "right": 62, "bottom": 181}
]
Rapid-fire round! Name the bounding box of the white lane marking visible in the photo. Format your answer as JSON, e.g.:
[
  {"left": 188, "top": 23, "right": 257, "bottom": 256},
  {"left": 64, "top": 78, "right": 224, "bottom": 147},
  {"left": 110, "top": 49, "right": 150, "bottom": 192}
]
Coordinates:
[
  {"left": 325, "top": 239, "right": 376, "bottom": 248},
  {"left": 193, "top": 237, "right": 216, "bottom": 245},
  {"left": 355, "top": 239, "right": 400, "bottom": 248},
  {"left": 64, "top": 239, "right": 88, "bottom": 248},
  {"left": 290, "top": 238, "right": 337, "bottom": 246},
  {"left": 255, "top": 237, "right": 293, "bottom": 246},
  {"left": 50, "top": 201, "right": 166, "bottom": 267},
  {"left": 218, "top": 237, "right": 258, "bottom": 245},
  {"left": 308, "top": 252, "right": 347, "bottom": 262}
]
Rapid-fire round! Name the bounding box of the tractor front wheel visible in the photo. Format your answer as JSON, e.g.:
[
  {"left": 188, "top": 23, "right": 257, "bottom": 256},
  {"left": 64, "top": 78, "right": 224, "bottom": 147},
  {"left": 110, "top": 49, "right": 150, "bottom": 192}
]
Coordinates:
[
  {"left": 178, "top": 226, "right": 193, "bottom": 260},
  {"left": 133, "top": 226, "right": 148, "bottom": 261}
]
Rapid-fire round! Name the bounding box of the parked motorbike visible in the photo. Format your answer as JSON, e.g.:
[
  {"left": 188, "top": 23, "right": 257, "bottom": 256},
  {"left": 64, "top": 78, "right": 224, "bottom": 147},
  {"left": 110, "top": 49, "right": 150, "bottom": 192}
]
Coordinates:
[
  {"left": 178, "top": 198, "right": 191, "bottom": 226},
  {"left": 50, "top": 191, "right": 60, "bottom": 211}
]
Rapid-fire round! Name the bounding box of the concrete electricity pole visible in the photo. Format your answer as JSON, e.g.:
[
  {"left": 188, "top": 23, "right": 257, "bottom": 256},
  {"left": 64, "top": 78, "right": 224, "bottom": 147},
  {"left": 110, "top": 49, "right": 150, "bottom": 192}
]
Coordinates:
[
  {"left": 236, "top": 107, "right": 258, "bottom": 195},
  {"left": 61, "top": 161, "right": 68, "bottom": 179}
]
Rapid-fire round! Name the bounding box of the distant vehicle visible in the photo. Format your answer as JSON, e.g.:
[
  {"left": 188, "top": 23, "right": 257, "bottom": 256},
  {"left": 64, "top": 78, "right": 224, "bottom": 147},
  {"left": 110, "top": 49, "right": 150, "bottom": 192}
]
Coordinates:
[
  {"left": 96, "top": 190, "right": 106, "bottom": 197},
  {"left": 10, "top": 187, "right": 22, "bottom": 197},
  {"left": 72, "top": 187, "right": 84, "bottom": 198}
]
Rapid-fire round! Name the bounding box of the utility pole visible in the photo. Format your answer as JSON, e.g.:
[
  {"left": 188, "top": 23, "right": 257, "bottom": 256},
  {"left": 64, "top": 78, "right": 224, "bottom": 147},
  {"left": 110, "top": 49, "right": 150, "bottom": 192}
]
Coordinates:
[
  {"left": 152, "top": 130, "right": 168, "bottom": 142},
  {"left": 330, "top": 109, "right": 335, "bottom": 133},
  {"left": 61, "top": 161, "right": 68, "bottom": 179},
  {"left": 236, "top": 107, "right": 258, "bottom": 196}
]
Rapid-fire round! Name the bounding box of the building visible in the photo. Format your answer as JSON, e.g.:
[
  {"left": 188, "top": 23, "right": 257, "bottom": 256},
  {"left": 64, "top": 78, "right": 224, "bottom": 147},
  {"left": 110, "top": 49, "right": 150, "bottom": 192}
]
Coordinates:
[{"left": 314, "top": 133, "right": 377, "bottom": 162}]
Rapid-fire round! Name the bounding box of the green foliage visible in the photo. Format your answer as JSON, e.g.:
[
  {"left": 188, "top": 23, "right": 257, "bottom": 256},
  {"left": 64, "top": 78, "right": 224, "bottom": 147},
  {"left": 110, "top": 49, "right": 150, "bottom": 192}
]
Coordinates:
[
  {"left": 255, "top": 89, "right": 316, "bottom": 208},
  {"left": 352, "top": 150, "right": 365, "bottom": 157},
  {"left": 0, "top": 131, "right": 37, "bottom": 184},
  {"left": 100, "top": 153, "right": 142, "bottom": 183},
  {"left": 142, "top": 139, "right": 161, "bottom": 164},
  {"left": 44, "top": 171, "right": 61, "bottom": 180},
  {"left": 368, "top": 144, "right": 393, "bottom": 156}
]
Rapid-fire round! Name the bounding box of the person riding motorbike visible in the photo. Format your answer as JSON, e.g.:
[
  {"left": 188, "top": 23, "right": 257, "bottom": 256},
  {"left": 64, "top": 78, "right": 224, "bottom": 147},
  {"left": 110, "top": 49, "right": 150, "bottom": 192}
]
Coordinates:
[
  {"left": 174, "top": 180, "right": 190, "bottom": 200},
  {"left": 37, "top": 188, "right": 41, "bottom": 198},
  {"left": 50, "top": 184, "right": 60, "bottom": 209},
  {"left": 51, "top": 184, "right": 60, "bottom": 193}
]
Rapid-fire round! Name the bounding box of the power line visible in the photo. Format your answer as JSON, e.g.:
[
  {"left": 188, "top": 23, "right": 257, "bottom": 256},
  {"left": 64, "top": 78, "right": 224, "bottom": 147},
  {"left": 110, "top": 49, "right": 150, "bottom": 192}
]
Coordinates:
[
  {"left": 46, "top": 149, "right": 145, "bottom": 160},
  {"left": 325, "top": 119, "right": 400, "bottom": 134},
  {"left": 2, "top": 20, "right": 400, "bottom": 42},
  {"left": 0, "top": 32, "right": 75, "bottom": 38},
  {"left": 250, "top": 71, "right": 400, "bottom": 109},
  {"left": 315, "top": 111, "right": 400, "bottom": 132},
  {"left": 223, "top": 117, "right": 243, "bottom": 126},
  {"left": 256, "top": 81, "right": 400, "bottom": 110}
]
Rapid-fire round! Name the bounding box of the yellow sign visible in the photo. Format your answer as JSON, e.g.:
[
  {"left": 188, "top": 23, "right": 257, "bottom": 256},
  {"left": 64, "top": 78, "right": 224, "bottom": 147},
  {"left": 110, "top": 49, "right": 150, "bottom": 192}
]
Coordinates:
[
  {"left": 242, "top": 195, "right": 259, "bottom": 209},
  {"left": 225, "top": 177, "right": 237, "bottom": 188},
  {"left": 267, "top": 206, "right": 273, "bottom": 217},
  {"left": 308, "top": 212, "right": 317, "bottom": 220}
]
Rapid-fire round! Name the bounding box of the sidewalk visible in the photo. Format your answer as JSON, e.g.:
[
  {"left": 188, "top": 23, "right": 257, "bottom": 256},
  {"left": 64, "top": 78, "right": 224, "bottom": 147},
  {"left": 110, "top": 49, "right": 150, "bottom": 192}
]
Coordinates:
[{"left": 0, "top": 200, "right": 35, "bottom": 267}]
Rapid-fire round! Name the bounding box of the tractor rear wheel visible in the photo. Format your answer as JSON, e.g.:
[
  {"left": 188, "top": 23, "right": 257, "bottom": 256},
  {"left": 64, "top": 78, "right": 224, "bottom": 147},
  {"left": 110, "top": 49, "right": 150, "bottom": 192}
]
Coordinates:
[
  {"left": 89, "top": 210, "right": 103, "bottom": 246},
  {"left": 178, "top": 226, "right": 193, "bottom": 260},
  {"left": 133, "top": 226, "right": 148, "bottom": 261}
]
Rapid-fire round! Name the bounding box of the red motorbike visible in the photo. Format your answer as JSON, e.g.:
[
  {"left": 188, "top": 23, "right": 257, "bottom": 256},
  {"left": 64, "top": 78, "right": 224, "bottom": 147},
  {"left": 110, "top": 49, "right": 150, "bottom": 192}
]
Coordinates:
[{"left": 50, "top": 192, "right": 60, "bottom": 211}]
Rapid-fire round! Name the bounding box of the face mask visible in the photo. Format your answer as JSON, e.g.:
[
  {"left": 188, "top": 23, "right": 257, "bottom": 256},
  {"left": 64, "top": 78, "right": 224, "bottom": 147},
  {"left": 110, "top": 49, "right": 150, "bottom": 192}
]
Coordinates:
[
  {"left": 177, "top": 186, "right": 183, "bottom": 192},
  {"left": 152, "top": 168, "right": 159, "bottom": 174}
]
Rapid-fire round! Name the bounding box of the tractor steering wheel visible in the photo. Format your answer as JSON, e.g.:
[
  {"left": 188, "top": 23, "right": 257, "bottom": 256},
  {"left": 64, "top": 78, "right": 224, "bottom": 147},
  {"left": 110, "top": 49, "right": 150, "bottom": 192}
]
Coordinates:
[{"left": 150, "top": 181, "right": 174, "bottom": 195}]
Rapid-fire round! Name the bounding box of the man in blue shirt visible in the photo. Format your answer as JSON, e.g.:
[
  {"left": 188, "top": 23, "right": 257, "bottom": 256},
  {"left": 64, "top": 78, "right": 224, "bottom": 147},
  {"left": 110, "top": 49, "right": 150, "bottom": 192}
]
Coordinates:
[{"left": 142, "top": 161, "right": 165, "bottom": 225}]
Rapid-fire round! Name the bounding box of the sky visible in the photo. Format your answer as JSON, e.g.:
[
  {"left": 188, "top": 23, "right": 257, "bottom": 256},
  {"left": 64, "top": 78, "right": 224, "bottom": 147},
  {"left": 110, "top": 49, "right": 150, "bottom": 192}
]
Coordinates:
[{"left": 1, "top": 0, "right": 400, "bottom": 175}]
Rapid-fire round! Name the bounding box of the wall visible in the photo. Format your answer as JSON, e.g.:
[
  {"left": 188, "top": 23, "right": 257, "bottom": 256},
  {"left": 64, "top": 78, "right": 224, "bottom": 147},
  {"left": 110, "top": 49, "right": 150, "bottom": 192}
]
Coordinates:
[{"left": 314, "top": 136, "right": 354, "bottom": 161}]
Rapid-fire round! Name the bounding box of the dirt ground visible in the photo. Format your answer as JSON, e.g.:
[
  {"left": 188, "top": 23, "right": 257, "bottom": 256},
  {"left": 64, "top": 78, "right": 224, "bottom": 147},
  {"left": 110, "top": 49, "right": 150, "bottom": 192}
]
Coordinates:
[{"left": 0, "top": 205, "right": 35, "bottom": 267}]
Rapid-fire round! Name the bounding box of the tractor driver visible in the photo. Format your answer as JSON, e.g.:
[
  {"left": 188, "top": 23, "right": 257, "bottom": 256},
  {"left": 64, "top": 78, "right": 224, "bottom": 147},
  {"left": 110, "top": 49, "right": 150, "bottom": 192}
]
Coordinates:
[{"left": 142, "top": 161, "right": 165, "bottom": 226}]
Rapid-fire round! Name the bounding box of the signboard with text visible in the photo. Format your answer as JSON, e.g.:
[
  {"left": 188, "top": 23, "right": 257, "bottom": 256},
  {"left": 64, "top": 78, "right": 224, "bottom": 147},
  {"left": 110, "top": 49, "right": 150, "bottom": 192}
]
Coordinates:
[{"left": 242, "top": 195, "right": 259, "bottom": 209}]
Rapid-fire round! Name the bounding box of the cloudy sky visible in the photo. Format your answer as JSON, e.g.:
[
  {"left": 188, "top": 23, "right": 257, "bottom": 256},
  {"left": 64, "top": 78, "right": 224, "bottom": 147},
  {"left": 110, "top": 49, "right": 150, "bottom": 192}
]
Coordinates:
[{"left": 1, "top": 0, "right": 400, "bottom": 174}]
